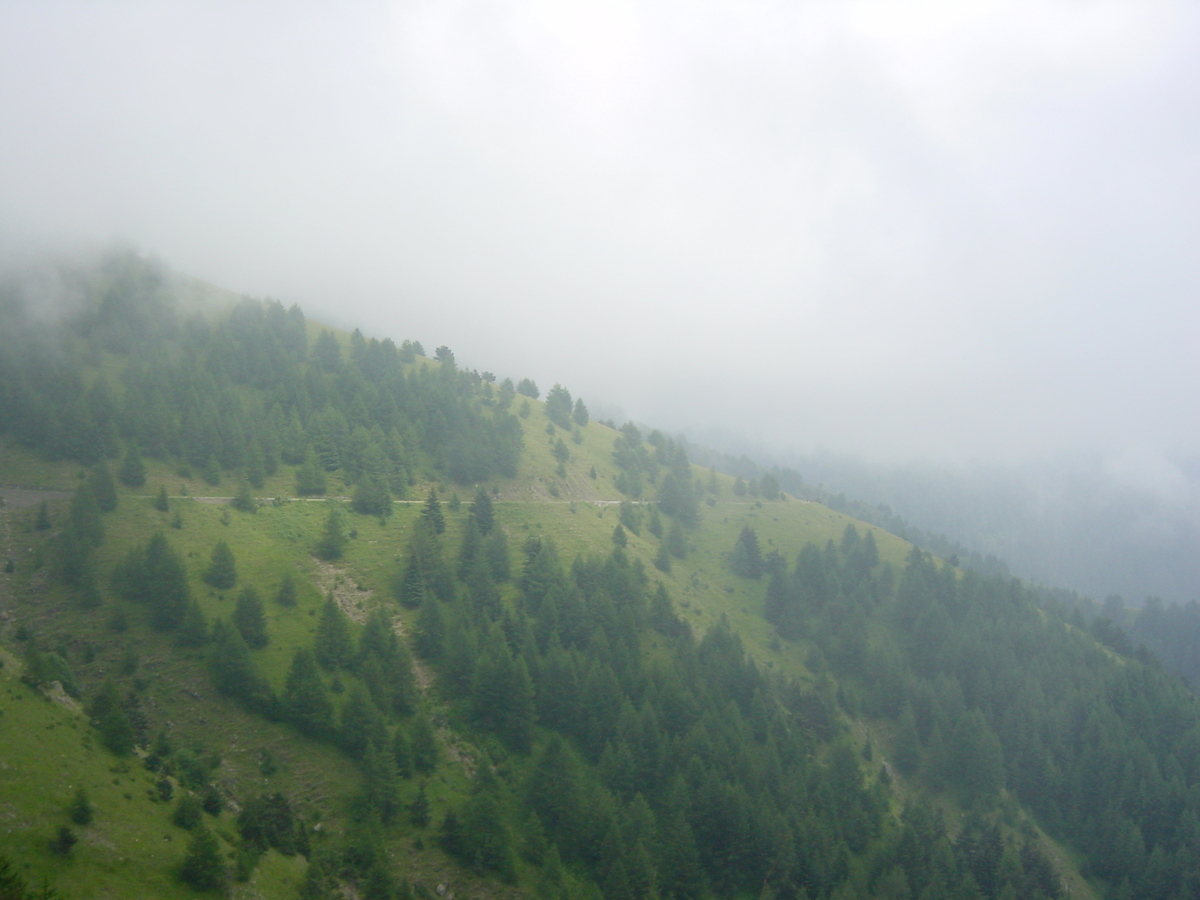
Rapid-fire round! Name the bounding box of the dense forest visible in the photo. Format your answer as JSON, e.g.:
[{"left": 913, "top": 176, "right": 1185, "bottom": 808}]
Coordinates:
[{"left": 2, "top": 251, "right": 1200, "bottom": 900}]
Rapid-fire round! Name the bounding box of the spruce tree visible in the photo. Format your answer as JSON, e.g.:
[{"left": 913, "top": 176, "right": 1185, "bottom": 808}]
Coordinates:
[
  {"left": 244, "top": 439, "right": 266, "bottom": 489},
  {"left": 282, "top": 647, "right": 333, "bottom": 740},
  {"left": 469, "top": 486, "right": 495, "bottom": 535},
  {"left": 231, "top": 480, "right": 256, "bottom": 513},
  {"left": 175, "top": 599, "right": 209, "bottom": 648},
  {"left": 729, "top": 526, "right": 763, "bottom": 579},
  {"left": 202, "top": 453, "right": 221, "bottom": 486},
  {"left": 89, "top": 679, "right": 134, "bottom": 755},
  {"left": 87, "top": 462, "right": 118, "bottom": 513},
  {"left": 178, "top": 825, "right": 225, "bottom": 890},
  {"left": 411, "top": 714, "right": 438, "bottom": 773},
  {"left": 233, "top": 585, "right": 268, "bottom": 649},
  {"left": 295, "top": 447, "right": 326, "bottom": 496},
  {"left": 203, "top": 540, "right": 237, "bottom": 590},
  {"left": 421, "top": 488, "right": 445, "bottom": 535},
  {"left": 119, "top": 445, "right": 146, "bottom": 487},
  {"left": 68, "top": 787, "right": 93, "bottom": 826},
  {"left": 154, "top": 484, "right": 169, "bottom": 511},
  {"left": 314, "top": 506, "right": 347, "bottom": 560},
  {"left": 314, "top": 595, "right": 354, "bottom": 669},
  {"left": 275, "top": 572, "right": 298, "bottom": 607}
]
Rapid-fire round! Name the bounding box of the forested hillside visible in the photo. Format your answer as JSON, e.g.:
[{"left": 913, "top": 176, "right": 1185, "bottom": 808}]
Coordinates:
[{"left": 1, "top": 251, "right": 1199, "bottom": 900}]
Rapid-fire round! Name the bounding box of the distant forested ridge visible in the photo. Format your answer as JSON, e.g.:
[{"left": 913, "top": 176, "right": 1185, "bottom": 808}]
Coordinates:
[{"left": 0, "top": 251, "right": 522, "bottom": 487}]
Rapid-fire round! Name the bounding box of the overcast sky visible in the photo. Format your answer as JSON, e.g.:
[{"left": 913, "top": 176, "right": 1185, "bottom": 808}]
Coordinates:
[{"left": 1, "top": 0, "right": 1197, "bottom": 470}]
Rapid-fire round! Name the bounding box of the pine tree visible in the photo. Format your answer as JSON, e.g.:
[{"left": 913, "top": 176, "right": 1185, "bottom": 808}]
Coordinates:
[
  {"left": 210, "top": 620, "right": 275, "bottom": 715},
  {"left": 119, "top": 445, "right": 146, "bottom": 487},
  {"left": 68, "top": 787, "right": 93, "bottom": 825},
  {"left": 282, "top": 647, "right": 333, "bottom": 740},
  {"left": 666, "top": 520, "right": 687, "bottom": 559},
  {"left": 314, "top": 506, "right": 347, "bottom": 560},
  {"left": 411, "top": 714, "right": 438, "bottom": 773},
  {"left": 34, "top": 500, "right": 51, "bottom": 530},
  {"left": 87, "top": 462, "right": 118, "bottom": 512},
  {"left": 154, "top": 484, "right": 169, "bottom": 511},
  {"left": 314, "top": 595, "right": 354, "bottom": 669},
  {"left": 422, "top": 488, "right": 445, "bottom": 535},
  {"left": 231, "top": 480, "right": 256, "bottom": 513},
  {"left": 295, "top": 447, "right": 327, "bottom": 496},
  {"left": 203, "top": 540, "right": 237, "bottom": 590},
  {"left": 729, "top": 525, "right": 763, "bottom": 578},
  {"left": 393, "top": 727, "right": 414, "bottom": 779},
  {"left": 275, "top": 572, "right": 298, "bottom": 607},
  {"left": 178, "top": 825, "right": 225, "bottom": 890},
  {"left": 244, "top": 438, "right": 266, "bottom": 489},
  {"left": 202, "top": 453, "right": 221, "bottom": 486},
  {"left": 89, "top": 679, "right": 134, "bottom": 755},
  {"left": 410, "top": 782, "right": 430, "bottom": 827},
  {"left": 233, "top": 585, "right": 268, "bottom": 649},
  {"left": 469, "top": 486, "right": 495, "bottom": 535},
  {"left": 145, "top": 533, "right": 192, "bottom": 630},
  {"left": 175, "top": 599, "right": 209, "bottom": 648}
]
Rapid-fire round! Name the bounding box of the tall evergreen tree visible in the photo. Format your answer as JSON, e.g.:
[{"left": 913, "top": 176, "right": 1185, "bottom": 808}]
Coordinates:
[
  {"left": 314, "top": 506, "right": 347, "bottom": 560},
  {"left": 118, "top": 445, "right": 146, "bottom": 487},
  {"left": 87, "top": 461, "right": 118, "bottom": 512},
  {"left": 422, "top": 488, "right": 445, "bottom": 535},
  {"left": 203, "top": 540, "right": 237, "bottom": 590},
  {"left": 314, "top": 595, "right": 354, "bottom": 670},
  {"left": 178, "top": 825, "right": 225, "bottom": 891},
  {"left": 282, "top": 647, "right": 334, "bottom": 740},
  {"left": 469, "top": 486, "right": 495, "bottom": 535},
  {"left": 233, "top": 585, "right": 269, "bottom": 649}
]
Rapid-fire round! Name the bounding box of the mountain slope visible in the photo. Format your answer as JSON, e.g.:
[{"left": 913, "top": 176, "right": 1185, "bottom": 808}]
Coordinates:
[{"left": 1, "top": 251, "right": 1198, "bottom": 900}]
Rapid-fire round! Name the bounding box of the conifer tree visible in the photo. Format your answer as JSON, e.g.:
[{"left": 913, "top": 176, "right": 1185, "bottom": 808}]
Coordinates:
[
  {"left": 393, "top": 728, "right": 414, "bottom": 779},
  {"left": 410, "top": 782, "right": 430, "bottom": 827},
  {"left": 422, "top": 488, "right": 445, "bottom": 535},
  {"left": 231, "top": 480, "right": 256, "bottom": 513},
  {"left": 68, "top": 484, "right": 104, "bottom": 547},
  {"left": 175, "top": 599, "right": 209, "bottom": 648},
  {"left": 282, "top": 647, "right": 333, "bottom": 739},
  {"left": 87, "top": 462, "right": 118, "bottom": 512},
  {"left": 397, "top": 553, "right": 427, "bottom": 610},
  {"left": 275, "top": 572, "right": 298, "bottom": 607},
  {"left": 314, "top": 595, "right": 354, "bottom": 670},
  {"left": 411, "top": 714, "right": 438, "bottom": 773},
  {"left": 295, "top": 447, "right": 327, "bottom": 496},
  {"left": 233, "top": 585, "right": 268, "bottom": 649},
  {"left": 154, "top": 484, "right": 169, "bottom": 511},
  {"left": 729, "top": 526, "right": 763, "bottom": 579},
  {"left": 68, "top": 788, "right": 93, "bottom": 826},
  {"left": 210, "top": 620, "right": 275, "bottom": 715},
  {"left": 244, "top": 438, "right": 266, "bottom": 489},
  {"left": 666, "top": 520, "right": 687, "bottom": 559},
  {"left": 469, "top": 486, "right": 495, "bottom": 535},
  {"left": 178, "top": 825, "right": 225, "bottom": 891},
  {"left": 202, "top": 453, "right": 221, "bottom": 486},
  {"left": 34, "top": 500, "right": 51, "bottom": 530},
  {"left": 314, "top": 506, "right": 347, "bottom": 560},
  {"left": 612, "top": 523, "right": 628, "bottom": 547},
  {"left": 89, "top": 679, "right": 135, "bottom": 755},
  {"left": 203, "top": 540, "right": 237, "bottom": 590},
  {"left": 119, "top": 445, "right": 146, "bottom": 487}
]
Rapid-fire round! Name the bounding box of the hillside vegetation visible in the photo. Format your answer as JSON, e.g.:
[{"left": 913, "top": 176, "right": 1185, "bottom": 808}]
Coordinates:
[{"left": 1, "top": 251, "right": 1199, "bottom": 900}]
